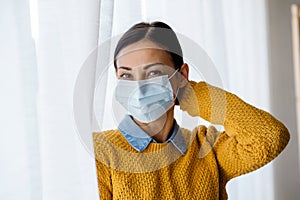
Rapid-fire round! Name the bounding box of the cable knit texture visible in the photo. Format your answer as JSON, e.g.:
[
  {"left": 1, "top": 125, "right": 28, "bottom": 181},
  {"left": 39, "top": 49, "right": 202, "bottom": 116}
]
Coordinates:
[{"left": 93, "top": 81, "right": 290, "bottom": 200}]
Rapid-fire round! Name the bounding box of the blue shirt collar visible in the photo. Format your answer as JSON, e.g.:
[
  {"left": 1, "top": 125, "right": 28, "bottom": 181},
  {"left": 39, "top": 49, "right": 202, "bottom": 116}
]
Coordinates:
[{"left": 118, "top": 115, "right": 187, "bottom": 155}]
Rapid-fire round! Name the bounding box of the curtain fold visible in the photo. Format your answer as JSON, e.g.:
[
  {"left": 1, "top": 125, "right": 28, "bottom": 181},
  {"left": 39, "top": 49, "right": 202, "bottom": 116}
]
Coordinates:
[
  {"left": 36, "top": 0, "right": 104, "bottom": 199},
  {"left": 0, "top": 1, "right": 41, "bottom": 199},
  {"left": 92, "top": 0, "right": 115, "bottom": 132}
]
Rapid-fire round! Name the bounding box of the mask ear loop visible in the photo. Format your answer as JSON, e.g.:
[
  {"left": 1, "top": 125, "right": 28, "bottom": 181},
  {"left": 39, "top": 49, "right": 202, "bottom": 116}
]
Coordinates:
[
  {"left": 168, "top": 68, "right": 179, "bottom": 80},
  {"left": 168, "top": 69, "right": 180, "bottom": 101}
]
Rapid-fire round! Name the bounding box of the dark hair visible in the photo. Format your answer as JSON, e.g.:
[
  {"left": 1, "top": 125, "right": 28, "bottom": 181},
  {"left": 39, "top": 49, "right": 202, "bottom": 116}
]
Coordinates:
[{"left": 113, "top": 21, "right": 184, "bottom": 70}]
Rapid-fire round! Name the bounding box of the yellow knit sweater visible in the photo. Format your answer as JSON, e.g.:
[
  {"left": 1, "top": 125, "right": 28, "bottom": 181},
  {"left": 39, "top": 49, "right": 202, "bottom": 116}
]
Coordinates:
[{"left": 93, "top": 81, "right": 290, "bottom": 200}]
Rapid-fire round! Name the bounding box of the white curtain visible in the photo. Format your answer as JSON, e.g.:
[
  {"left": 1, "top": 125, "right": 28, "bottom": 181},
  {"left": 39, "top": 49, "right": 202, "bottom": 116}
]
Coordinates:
[
  {"left": 0, "top": 0, "right": 285, "bottom": 199},
  {"left": 1, "top": 0, "right": 112, "bottom": 199},
  {"left": 0, "top": 1, "right": 41, "bottom": 199}
]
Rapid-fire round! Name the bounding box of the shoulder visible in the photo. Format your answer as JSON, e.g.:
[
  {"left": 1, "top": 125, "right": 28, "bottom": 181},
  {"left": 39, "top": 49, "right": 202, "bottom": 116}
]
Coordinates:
[
  {"left": 93, "top": 129, "right": 124, "bottom": 153},
  {"left": 189, "top": 125, "right": 222, "bottom": 146},
  {"left": 184, "top": 125, "right": 223, "bottom": 158},
  {"left": 93, "top": 129, "right": 120, "bottom": 144},
  {"left": 93, "top": 129, "right": 137, "bottom": 154},
  {"left": 93, "top": 129, "right": 127, "bottom": 167}
]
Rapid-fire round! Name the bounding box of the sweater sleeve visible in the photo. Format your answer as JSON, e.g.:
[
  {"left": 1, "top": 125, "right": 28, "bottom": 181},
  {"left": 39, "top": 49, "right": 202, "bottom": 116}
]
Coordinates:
[
  {"left": 179, "top": 81, "right": 290, "bottom": 182},
  {"left": 93, "top": 133, "right": 113, "bottom": 200}
]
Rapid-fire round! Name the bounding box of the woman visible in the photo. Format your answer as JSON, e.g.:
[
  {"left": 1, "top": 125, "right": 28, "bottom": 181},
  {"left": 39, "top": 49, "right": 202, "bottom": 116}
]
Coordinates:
[{"left": 93, "top": 21, "right": 290, "bottom": 199}]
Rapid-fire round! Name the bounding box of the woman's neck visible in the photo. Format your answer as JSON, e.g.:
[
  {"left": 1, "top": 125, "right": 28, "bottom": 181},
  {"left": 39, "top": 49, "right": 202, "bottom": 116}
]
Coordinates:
[{"left": 133, "top": 107, "right": 175, "bottom": 143}]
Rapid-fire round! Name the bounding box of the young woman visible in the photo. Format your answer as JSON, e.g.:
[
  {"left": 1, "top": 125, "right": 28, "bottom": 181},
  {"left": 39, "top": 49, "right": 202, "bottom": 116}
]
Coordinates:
[{"left": 93, "top": 21, "right": 290, "bottom": 199}]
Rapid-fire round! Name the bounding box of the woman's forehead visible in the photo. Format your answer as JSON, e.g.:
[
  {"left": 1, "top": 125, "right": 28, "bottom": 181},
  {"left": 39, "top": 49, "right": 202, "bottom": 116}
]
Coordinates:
[
  {"left": 116, "top": 40, "right": 174, "bottom": 68},
  {"left": 118, "top": 39, "right": 164, "bottom": 54}
]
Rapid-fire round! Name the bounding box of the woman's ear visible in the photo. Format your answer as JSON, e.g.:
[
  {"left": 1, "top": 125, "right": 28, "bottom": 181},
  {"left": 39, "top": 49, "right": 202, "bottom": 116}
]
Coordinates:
[
  {"left": 174, "top": 63, "right": 189, "bottom": 106},
  {"left": 178, "top": 63, "right": 189, "bottom": 88}
]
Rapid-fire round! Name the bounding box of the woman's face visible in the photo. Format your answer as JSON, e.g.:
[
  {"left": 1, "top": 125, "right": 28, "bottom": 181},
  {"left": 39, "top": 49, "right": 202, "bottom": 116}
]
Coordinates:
[
  {"left": 114, "top": 39, "right": 189, "bottom": 131},
  {"left": 115, "top": 39, "right": 184, "bottom": 92}
]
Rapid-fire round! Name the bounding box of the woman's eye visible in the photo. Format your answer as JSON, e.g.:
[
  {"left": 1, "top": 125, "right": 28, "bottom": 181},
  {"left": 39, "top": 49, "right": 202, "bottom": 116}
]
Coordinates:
[
  {"left": 148, "top": 70, "right": 162, "bottom": 77},
  {"left": 120, "top": 73, "right": 132, "bottom": 79}
]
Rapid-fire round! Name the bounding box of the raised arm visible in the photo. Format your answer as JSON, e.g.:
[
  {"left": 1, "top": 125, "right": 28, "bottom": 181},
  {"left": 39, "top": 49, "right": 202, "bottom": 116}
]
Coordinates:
[{"left": 180, "top": 81, "right": 290, "bottom": 182}]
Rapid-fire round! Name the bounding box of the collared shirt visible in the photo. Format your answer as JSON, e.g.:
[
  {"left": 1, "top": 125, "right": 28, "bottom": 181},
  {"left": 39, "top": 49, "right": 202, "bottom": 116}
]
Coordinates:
[{"left": 118, "top": 115, "right": 187, "bottom": 155}]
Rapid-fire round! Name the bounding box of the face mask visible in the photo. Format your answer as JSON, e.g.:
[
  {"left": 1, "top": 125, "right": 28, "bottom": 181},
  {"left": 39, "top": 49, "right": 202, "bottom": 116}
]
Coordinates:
[{"left": 115, "top": 71, "right": 178, "bottom": 123}]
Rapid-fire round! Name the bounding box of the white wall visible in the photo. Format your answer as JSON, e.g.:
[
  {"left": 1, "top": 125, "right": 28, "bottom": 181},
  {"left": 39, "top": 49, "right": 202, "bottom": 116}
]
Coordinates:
[{"left": 266, "top": 0, "right": 300, "bottom": 199}]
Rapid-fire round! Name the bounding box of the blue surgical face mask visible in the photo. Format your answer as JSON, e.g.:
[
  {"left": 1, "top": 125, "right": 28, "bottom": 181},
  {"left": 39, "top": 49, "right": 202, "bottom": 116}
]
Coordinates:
[{"left": 115, "top": 70, "right": 178, "bottom": 123}]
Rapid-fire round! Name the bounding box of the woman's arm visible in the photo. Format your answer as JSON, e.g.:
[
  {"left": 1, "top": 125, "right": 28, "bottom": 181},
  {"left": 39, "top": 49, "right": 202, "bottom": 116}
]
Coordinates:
[{"left": 180, "top": 81, "right": 290, "bottom": 182}]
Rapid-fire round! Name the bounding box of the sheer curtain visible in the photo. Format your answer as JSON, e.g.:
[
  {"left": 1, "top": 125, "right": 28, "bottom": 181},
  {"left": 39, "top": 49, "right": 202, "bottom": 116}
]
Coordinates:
[
  {"left": 1, "top": 0, "right": 112, "bottom": 199},
  {"left": 0, "top": 1, "right": 40, "bottom": 199},
  {"left": 0, "top": 0, "right": 285, "bottom": 199}
]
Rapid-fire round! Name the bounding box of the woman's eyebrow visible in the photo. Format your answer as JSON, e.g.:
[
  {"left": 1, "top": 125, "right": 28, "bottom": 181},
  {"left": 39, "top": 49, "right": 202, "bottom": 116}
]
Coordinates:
[
  {"left": 118, "top": 66, "right": 132, "bottom": 70},
  {"left": 143, "top": 62, "right": 164, "bottom": 70},
  {"left": 118, "top": 63, "right": 164, "bottom": 71}
]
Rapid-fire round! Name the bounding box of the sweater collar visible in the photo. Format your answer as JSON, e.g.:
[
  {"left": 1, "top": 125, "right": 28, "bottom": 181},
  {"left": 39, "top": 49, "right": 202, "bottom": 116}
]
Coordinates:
[{"left": 118, "top": 115, "right": 187, "bottom": 155}]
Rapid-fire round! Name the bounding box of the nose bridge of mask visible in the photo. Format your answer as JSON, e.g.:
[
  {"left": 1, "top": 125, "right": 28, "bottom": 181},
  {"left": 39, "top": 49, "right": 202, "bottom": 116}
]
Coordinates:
[
  {"left": 115, "top": 69, "right": 178, "bottom": 99},
  {"left": 115, "top": 75, "right": 170, "bottom": 98},
  {"left": 130, "top": 75, "right": 172, "bottom": 104}
]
